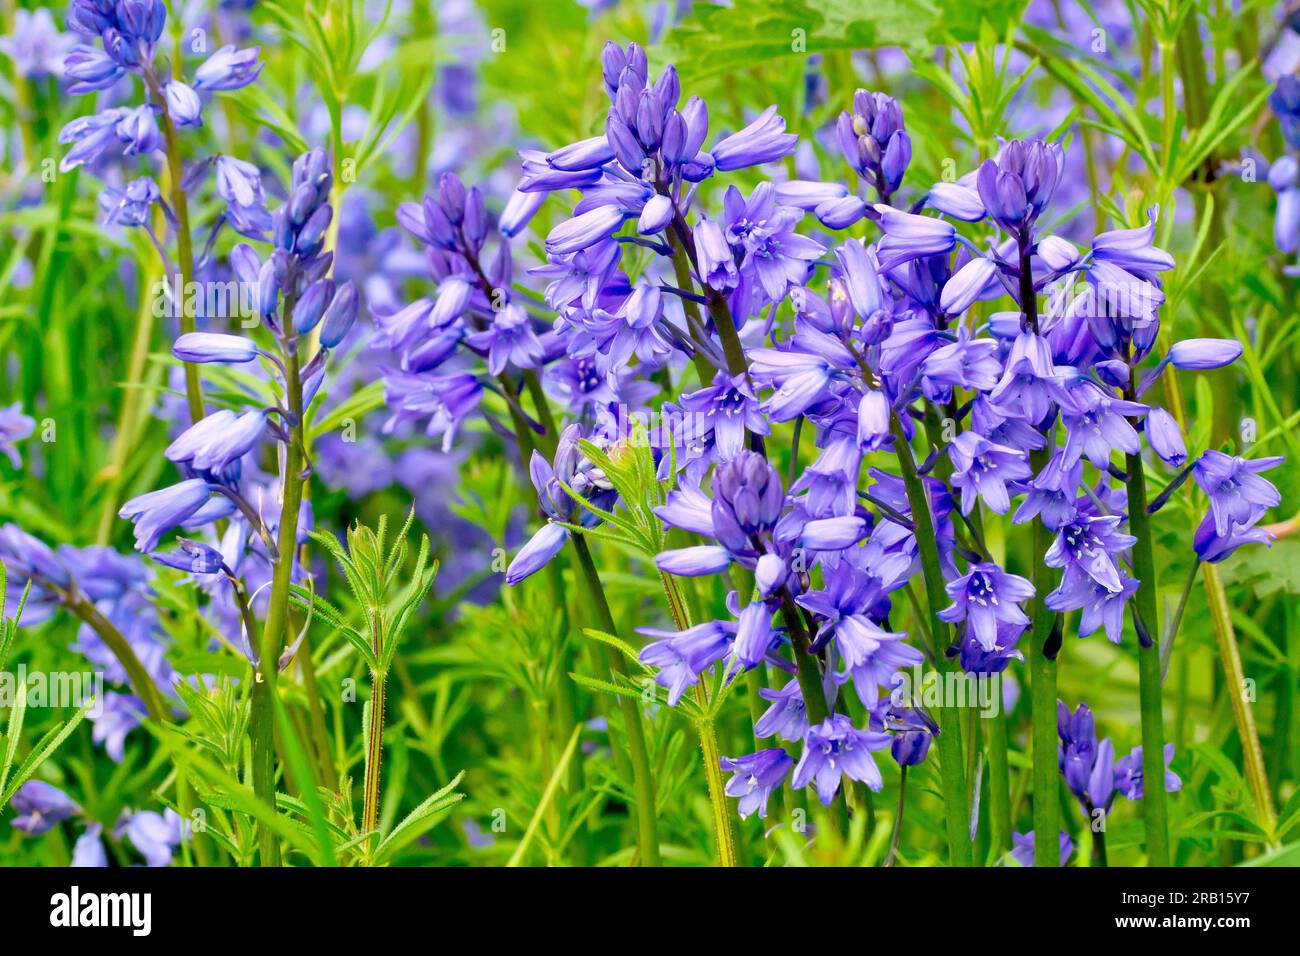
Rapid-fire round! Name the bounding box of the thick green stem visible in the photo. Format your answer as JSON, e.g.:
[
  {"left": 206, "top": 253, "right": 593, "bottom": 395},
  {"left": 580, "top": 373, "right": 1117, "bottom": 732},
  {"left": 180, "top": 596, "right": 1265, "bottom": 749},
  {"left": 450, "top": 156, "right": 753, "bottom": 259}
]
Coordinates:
[
  {"left": 1027, "top": 478, "right": 1060, "bottom": 866},
  {"left": 247, "top": 339, "right": 307, "bottom": 866},
  {"left": 888, "top": 413, "right": 971, "bottom": 866},
  {"left": 1122, "top": 422, "right": 1171, "bottom": 866},
  {"left": 661, "top": 572, "right": 736, "bottom": 865},
  {"left": 985, "top": 673, "right": 1012, "bottom": 863},
  {"left": 571, "top": 534, "right": 661, "bottom": 866},
  {"left": 362, "top": 669, "right": 387, "bottom": 835}
]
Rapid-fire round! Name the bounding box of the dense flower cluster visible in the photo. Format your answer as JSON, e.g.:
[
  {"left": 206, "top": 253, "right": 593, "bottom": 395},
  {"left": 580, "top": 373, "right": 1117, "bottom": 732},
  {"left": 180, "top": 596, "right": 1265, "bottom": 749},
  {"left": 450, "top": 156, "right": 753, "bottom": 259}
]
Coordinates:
[{"left": 474, "top": 44, "right": 1284, "bottom": 821}]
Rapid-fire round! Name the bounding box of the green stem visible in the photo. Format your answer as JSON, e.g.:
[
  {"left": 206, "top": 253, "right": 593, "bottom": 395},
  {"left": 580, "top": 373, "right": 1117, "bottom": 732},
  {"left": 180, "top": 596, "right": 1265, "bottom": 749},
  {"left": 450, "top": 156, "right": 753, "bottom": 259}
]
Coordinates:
[
  {"left": 660, "top": 571, "right": 736, "bottom": 866},
  {"left": 247, "top": 334, "right": 307, "bottom": 867},
  {"left": 985, "top": 673, "right": 1012, "bottom": 863},
  {"left": 1121, "top": 402, "right": 1171, "bottom": 866},
  {"left": 888, "top": 413, "right": 971, "bottom": 866},
  {"left": 1027, "top": 484, "right": 1060, "bottom": 866},
  {"left": 571, "top": 534, "right": 661, "bottom": 866},
  {"left": 361, "top": 668, "right": 387, "bottom": 836}
]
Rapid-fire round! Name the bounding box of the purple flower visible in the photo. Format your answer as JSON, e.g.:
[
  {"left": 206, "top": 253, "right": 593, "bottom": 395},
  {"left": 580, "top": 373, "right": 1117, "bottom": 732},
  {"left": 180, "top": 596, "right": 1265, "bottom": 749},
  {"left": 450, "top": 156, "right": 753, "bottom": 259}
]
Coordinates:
[
  {"left": 1166, "top": 337, "right": 1244, "bottom": 370},
  {"left": 791, "top": 714, "right": 891, "bottom": 805},
  {"left": 99, "top": 176, "right": 161, "bottom": 227},
  {"left": 1144, "top": 407, "right": 1186, "bottom": 467},
  {"left": 71, "top": 823, "right": 108, "bottom": 867},
  {"left": 10, "top": 781, "right": 78, "bottom": 835},
  {"left": 975, "top": 139, "right": 1063, "bottom": 234},
  {"left": 165, "top": 409, "right": 265, "bottom": 477},
  {"left": 637, "top": 620, "right": 733, "bottom": 705},
  {"left": 163, "top": 80, "right": 202, "bottom": 128},
  {"left": 873, "top": 206, "right": 957, "bottom": 271},
  {"left": 1113, "top": 744, "right": 1182, "bottom": 801},
  {"left": 948, "top": 432, "right": 1032, "bottom": 515},
  {"left": 1046, "top": 571, "right": 1138, "bottom": 644},
  {"left": 694, "top": 217, "right": 739, "bottom": 291},
  {"left": 754, "top": 679, "right": 809, "bottom": 741},
  {"left": 1272, "top": 75, "right": 1300, "bottom": 149},
  {"left": 836, "top": 89, "right": 910, "bottom": 197},
  {"left": 1192, "top": 451, "right": 1284, "bottom": 536},
  {"left": 546, "top": 205, "right": 626, "bottom": 255},
  {"left": 988, "top": 331, "right": 1064, "bottom": 426},
  {"left": 0, "top": 402, "right": 35, "bottom": 468},
  {"left": 118, "top": 808, "right": 185, "bottom": 867},
  {"left": 119, "top": 478, "right": 212, "bottom": 552},
  {"left": 466, "top": 303, "right": 544, "bottom": 375},
  {"left": 1045, "top": 514, "right": 1135, "bottom": 594},
  {"left": 172, "top": 332, "right": 260, "bottom": 364},
  {"left": 938, "top": 562, "right": 1034, "bottom": 651},
  {"left": 720, "top": 749, "right": 793, "bottom": 819},
  {"left": 380, "top": 370, "right": 483, "bottom": 451},
  {"left": 1057, "top": 701, "right": 1116, "bottom": 808},
  {"left": 1193, "top": 512, "right": 1275, "bottom": 563},
  {"left": 1089, "top": 209, "right": 1175, "bottom": 280},
  {"left": 712, "top": 105, "right": 797, "bottom": 171},
  {"left": 0, "top": 9, "right": 73, "bottom": 79},
  {"left": 1009, "top": 830, "right": 1073, "bottom": 867},
  {"left": 1060, "top": 384, "right": 1145, "bottom": 469},
  {"left": 677, "top": 372, "right": 769, "bottom": 460},
  {"left": 192, "top": 44, "right": 263, "bottom": 90},
  {"left": 885, "top": 706, "right": 937, "bottom": 766}
]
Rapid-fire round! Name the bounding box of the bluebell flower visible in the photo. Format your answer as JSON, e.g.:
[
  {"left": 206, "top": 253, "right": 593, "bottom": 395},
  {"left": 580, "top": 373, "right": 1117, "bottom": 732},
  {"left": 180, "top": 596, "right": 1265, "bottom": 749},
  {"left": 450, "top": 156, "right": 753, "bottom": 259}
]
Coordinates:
[
  {"left": 99, "top": 176, "right": 161, "bottom": 227},
  {"left": 152, "top": 539, "right": 225, "bottom": 575},
  {"left": 694, "top": 217, "right": 738, "bottom": 291},
  {"left": 192, "top": 44, "right": 263, "bottom": 90},
  {"left": 791, "top": 714, "right": 891, "bottom": 804},
  {"left": 1270, "top": 75, "right": 1300, "bottom": 150},
  {"left": 71, "top": 823, "right": 108, "bottom": 867},
  {"left": 1193, "top": 512, "right": 1275, "bottom": 564},
  {"left": 1166, "top": 337, "right": 1243, "bottom": 370},
  {"left": 163, "top": 80, "right": 202, "bottom": 127},
  {"left": 59, "top": 108, "right": 126, "bottom": 170},
  {"left": 1192, "top": 451, "right": 1284, "bottom": 537},
  {"left": 884, "top": 706, "right": 937, "bottom": 766},
  {"left": 719, "top": 749, "right": 793, "bottom": 819},
  {"left": 1144, "top": 407, "right": 1186, "bottom": 467},
  {"left": 0, "top": 8, "right": 73, "bottom": 79},
  {"left": 836, "top": 89, "right": 910, "bottom": 198},
  {"left": 938, "top": 562, "right": 1034, "bottom": 651},
  {"left": 165, "top": 409, "right": 265, "bottom": 478},
  {"left": 0, "top": 402, "right": 35, "bottom": 468},
  {"left": 117, "top": 807, "right": 185, "bottom": 867},
  {"left": 1113, "top": 744, "right": 1182, "bottom": 801},
  {"left": 975, "top": 139, "right": 1063, "bottom": 235},
  {"left": 1059, "top": 383, "right": 1145, "bottom": 469},
  {"left": 1089, "top": 210, "right": 1175, "bottom": 280},
  {"left": 948, "top": 431, "right": 1032, "bottom": 515},
  {"left": 172, "top": 332, "right": 260, "bottom": 364},
  {"left": 1009, "top": 830, "right": 1072, "bottom": 867},
  {"left": 9, "top": 781, "right": 78, "bottom": 836},
  {"left": 1045, "top": 514, "right": 1135, "bottom": 595},
  {"left": 754, "top": 679, "right": 810, "bottom": 741},
  {"left": 711, "top": 104, "right": 798, "bottom": 171},
  {"left": 119, "top": 478, "right": 213, "bottom": 552},
  {"left": 873, "top": 206, "right": 957, "bottom": 271},
  {"left": 381, "top": 370, "right": 483, "bottom": 451},
  {"left": 637, "top": 619, "right": 733, "bottom": 705},
  {"left": 677, "top": 371, "right": 769, "bottom": 460},
  {"left": 1046, "top": 571, "right": 1138, "bottom": 644}
]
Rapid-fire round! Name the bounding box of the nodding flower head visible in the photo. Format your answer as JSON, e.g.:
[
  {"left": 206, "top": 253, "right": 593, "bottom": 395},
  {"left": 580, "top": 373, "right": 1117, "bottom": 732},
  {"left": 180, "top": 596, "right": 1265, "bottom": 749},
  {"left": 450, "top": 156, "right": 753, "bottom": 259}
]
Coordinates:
[
  {"left": 836, "top": 89, "right": 910, "bottom": 197},
  {"left": 710, "top": 450, "right": 785, "bottom": 553},
  {"left": 975, "top": 138, "right": 1063, "bottom": 235}
]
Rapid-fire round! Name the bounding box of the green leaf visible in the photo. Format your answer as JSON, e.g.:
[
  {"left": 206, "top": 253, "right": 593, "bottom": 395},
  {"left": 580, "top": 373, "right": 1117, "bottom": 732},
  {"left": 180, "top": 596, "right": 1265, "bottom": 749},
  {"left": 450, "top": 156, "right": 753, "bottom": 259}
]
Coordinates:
[{"left": 374, "top": 770, "right": 466, "bottom": 865}]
